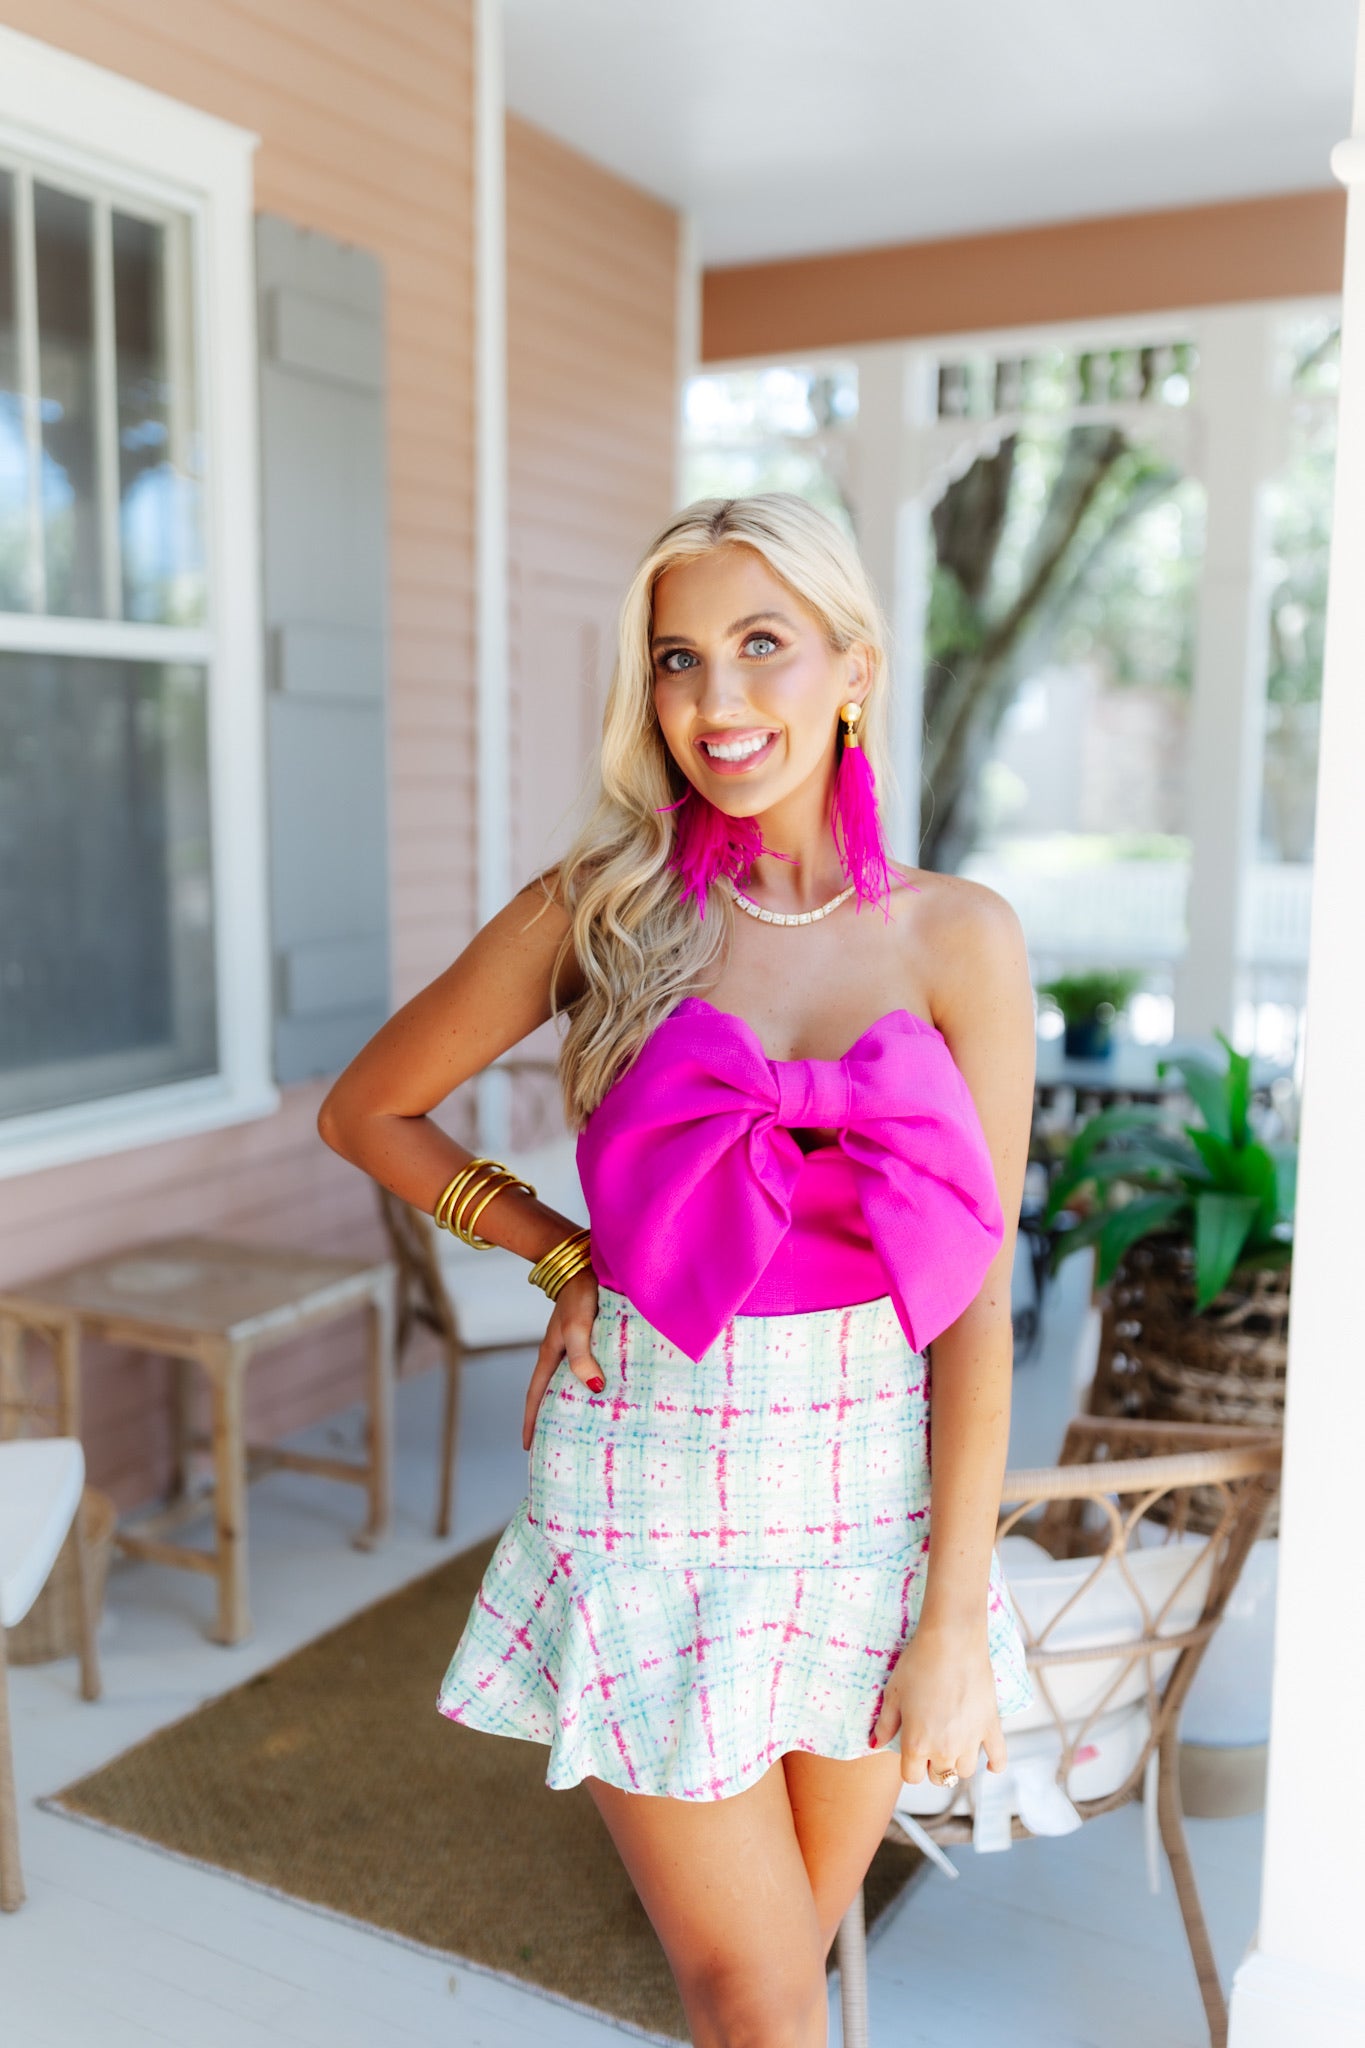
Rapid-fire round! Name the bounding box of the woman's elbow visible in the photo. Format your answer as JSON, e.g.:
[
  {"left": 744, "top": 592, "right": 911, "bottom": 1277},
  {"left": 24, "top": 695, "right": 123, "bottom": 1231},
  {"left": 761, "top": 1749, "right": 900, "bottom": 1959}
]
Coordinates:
[{"left": 316, "top": 1083, "right": 355, "bottom": 1160}]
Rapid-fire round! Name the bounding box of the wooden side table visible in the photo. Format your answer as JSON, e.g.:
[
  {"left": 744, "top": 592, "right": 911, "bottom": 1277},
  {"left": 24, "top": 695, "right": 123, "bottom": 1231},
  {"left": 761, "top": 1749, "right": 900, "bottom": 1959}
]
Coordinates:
[{"left": 0, "top": 1237, "right": 395, "bottom": 1646}]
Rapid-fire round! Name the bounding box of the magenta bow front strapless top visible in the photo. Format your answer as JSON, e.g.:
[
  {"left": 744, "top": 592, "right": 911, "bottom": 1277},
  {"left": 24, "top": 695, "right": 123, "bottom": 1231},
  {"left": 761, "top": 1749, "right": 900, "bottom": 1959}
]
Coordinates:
[{"left": 575, "top": 995, "right": 1004, "bottom": 1364}]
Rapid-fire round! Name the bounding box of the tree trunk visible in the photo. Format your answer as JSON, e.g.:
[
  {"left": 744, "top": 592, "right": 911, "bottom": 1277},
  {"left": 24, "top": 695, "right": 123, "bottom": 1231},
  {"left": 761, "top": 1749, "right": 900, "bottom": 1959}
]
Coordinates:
[{"left": 920, "top": 423, "right": 1140, "bottom": 875}]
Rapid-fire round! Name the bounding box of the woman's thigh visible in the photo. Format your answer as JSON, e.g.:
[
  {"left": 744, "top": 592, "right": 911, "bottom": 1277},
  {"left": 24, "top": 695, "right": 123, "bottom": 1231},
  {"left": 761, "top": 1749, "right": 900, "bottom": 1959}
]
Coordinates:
[
  {"left": 781, "top": 1747, "right": 909, "bottom": 1952},
  {"left": 582, "top": 1762, "right": 828, "bottom": 2042}
]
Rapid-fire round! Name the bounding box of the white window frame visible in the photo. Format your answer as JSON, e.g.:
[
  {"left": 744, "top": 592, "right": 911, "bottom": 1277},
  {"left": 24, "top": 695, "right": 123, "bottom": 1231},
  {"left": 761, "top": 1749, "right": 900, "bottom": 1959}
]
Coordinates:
[{"left": 0, "top": 25, "right": 276, "bottom": 1179}]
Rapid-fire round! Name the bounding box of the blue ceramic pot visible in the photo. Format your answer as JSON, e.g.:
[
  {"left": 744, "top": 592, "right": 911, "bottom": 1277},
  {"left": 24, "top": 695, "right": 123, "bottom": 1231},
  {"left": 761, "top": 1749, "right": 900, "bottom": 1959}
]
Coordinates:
[{"left": 1064, "top": 1015, "right": 1114, "bottom": 1060}]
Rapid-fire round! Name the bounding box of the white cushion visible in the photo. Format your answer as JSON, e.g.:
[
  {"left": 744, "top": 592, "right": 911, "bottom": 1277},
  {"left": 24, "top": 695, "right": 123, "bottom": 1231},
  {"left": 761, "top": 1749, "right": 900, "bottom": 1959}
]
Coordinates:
[
  {"left": 434, "top": 1246, "right": 566, "bottom": 1350},
  {"left": 894, "top": 1521, "right": 1215, "bottom": 1836},
  {"left": 0, "top": 1439, "right": 85, "bottom": 1629},
  {"left": 995, "top": 1523, "right": 1216, "bottom": 1732},
  {"left": 434, "top": 1137, "right": 589, "bottom": 1351}
]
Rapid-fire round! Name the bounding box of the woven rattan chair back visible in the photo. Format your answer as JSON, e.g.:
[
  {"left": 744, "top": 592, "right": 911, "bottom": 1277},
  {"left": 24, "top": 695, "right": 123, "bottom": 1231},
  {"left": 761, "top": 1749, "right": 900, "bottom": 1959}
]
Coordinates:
[
  {"left": 836, "top": 1416, "right": 1282, "bottom": 2048},
  {"left": 374, "top": 1057, "right": 566, "bottom": 1538}
]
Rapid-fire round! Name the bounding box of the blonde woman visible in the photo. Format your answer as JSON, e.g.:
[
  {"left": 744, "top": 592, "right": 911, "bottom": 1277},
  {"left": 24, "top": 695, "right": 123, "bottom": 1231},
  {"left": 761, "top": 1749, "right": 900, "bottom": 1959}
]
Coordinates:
[{"left": 319, "top": 493, "right": 1036, "bottom": 2047}]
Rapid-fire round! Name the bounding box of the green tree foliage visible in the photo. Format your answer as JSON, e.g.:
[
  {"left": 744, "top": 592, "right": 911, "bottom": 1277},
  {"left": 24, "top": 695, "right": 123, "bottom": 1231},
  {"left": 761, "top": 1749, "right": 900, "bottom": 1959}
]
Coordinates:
[{"left": 923, "top": 425, "right": 1189, "bottom": 871}]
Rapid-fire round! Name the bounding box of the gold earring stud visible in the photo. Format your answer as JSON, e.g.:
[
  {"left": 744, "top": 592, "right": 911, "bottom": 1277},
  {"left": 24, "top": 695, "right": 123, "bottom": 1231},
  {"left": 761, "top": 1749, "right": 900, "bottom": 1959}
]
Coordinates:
[{"left": 839, "top": 700, "right": 862, "bottom": 746}]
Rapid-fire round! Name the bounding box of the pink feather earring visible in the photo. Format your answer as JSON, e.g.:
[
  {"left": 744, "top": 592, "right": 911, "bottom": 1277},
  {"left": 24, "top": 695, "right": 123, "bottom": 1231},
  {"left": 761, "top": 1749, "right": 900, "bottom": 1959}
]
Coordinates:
[
  {"left": 832, "top": 699, "right": 895, "bottom": 915},
  {"left": 657, "top": 786, "right": 796, "bottom": 919}
]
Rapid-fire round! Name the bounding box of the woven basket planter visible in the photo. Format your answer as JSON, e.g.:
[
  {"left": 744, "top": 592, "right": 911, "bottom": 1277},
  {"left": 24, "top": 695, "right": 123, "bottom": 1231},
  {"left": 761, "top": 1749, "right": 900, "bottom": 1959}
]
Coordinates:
[
  {"left": 1089, "top": 1234, "right": 1289, "bottom": 1536},
  {"left": 8, "top": 1484, "right": 116, "bottom": 1666}
]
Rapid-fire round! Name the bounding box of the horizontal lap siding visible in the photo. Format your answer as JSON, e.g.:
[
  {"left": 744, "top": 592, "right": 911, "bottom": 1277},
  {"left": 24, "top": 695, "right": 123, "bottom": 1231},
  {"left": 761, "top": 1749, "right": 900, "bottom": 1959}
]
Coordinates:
[
  {"left": 0, "top": 0, "right": 476, "bottom": 1507},
  {"left": 505, "top": 115, "right": 679, "bottom": 893}
]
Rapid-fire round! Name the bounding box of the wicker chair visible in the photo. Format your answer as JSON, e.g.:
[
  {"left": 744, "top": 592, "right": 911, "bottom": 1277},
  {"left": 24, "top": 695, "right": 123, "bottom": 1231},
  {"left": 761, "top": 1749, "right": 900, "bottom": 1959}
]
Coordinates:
[
  {"left": 834, "top": 1416, "right": 1282, "bottom": 2048},
  {"left": 375, "top": 1059, "right": 586, "bottom": 1538}
]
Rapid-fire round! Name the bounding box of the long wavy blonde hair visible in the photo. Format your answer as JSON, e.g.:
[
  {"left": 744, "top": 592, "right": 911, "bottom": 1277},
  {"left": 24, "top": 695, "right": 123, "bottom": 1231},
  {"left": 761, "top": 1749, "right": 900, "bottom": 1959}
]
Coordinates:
[{"left": 548, "top": 492, "right": 894, "bottom": 1127}]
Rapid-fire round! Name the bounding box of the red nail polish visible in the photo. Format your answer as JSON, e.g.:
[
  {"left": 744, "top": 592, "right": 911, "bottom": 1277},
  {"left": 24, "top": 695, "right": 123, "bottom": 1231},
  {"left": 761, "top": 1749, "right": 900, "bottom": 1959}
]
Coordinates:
[{"left": 589, "top": 1377, "right": 605, "bottom": 1393}]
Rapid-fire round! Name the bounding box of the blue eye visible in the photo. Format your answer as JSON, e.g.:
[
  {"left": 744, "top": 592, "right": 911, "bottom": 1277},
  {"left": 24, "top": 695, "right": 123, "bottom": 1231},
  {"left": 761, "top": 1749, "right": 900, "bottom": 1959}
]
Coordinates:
[
  {"left": 659, "top": 649, "right": 698, "bottom": 673},
  {"left": 743, "top": 633, "right": 779, "bottom": 657}
]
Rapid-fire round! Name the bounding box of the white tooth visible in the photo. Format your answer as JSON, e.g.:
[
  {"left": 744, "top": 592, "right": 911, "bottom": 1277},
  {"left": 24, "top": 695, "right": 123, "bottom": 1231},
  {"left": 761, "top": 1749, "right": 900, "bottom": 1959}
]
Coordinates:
[{"left": 704, "top": 734, "right": 770, "bottom": 760}]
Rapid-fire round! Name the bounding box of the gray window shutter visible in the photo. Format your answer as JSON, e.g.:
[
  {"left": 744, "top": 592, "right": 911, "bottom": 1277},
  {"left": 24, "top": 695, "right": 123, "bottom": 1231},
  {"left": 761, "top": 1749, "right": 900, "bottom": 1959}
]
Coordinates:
[{"left": 255, "top": 213, "right": 390, "bottom": 1083}]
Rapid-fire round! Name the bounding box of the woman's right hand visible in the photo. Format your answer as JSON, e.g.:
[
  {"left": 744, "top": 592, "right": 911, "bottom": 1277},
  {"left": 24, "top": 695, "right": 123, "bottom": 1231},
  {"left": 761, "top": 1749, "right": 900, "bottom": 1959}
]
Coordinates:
[{"left": 522, "top": 1268, "right": 603, "bottom": 1450}]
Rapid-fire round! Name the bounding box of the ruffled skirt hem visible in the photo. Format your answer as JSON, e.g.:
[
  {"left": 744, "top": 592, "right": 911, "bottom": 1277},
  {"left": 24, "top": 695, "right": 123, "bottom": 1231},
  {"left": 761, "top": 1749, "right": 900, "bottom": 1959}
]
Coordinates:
[{"left": 437, "top": 1495, "right": 1036, "bottom": 1804}]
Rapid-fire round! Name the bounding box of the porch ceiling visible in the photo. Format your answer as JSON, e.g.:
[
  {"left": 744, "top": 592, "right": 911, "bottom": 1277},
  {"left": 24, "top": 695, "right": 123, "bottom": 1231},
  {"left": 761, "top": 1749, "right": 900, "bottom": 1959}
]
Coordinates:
[{"left": 503, "top": 0, "right": 1357, "bottom": 265}]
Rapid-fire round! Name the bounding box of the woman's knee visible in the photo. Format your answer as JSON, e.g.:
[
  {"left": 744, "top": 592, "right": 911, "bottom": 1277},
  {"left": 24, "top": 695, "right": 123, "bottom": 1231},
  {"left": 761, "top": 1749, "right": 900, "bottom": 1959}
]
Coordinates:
[
  {"left": 681, "top": 1948, "right": 827, "bottom": 2047},
  {"left": 584, "top": 1763, "right": 828, "bottom": 2043}
]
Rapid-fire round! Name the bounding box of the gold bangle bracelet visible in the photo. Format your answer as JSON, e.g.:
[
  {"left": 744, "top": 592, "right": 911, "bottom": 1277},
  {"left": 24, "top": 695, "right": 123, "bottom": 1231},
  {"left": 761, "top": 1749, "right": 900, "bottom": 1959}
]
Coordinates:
[
  {"left": 447, "top": 1165, "right": 513, "bottom": 1239},
  {"left": 534, "top": 1226, "right": 591, "bottom": 1279},
  {"left": 445, "top": 1166, "right": 502, "bottom": 1236},
  {"left": 436, "top": 1165, "right": 497, "bottom": 1241},
  {"left": 549, "top": 1254, "right": 594, "bottom": 1298},
  {"left": 434, "top": 1161, "right": 488, "bottom": 1233},
  {"left": 451, "top": 1169, "right": 536, "bottom": 1248},
  {"left": 451, "top": 1176, "right": 516, "bottom": 1245},
  {"left": 527, "top": 1236, "right": 587, "bottom": 1294},
  {"left": 528, "top": 1227, "right": 593, "bottom": 1300},
  {"left": 538, "top": 1246, "right": 592, "bottom": 1297},
  {"left": 433, "top": 1158, "right": 538, "bottom": 1249},
  {"left": 526, "top": 1224, "right": 589, "bottom": 1272},
  {"left": 534, "top": 1245, "right": 594, "bottom": 1302}
]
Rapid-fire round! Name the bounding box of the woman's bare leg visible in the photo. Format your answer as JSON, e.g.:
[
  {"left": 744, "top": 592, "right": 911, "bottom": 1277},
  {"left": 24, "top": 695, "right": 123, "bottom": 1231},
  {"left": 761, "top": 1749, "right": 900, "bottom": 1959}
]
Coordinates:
[
  {"left": 781, "top": 1748, "right": 910, "bottom": 1956},
  {"left": 583, "top": 1760, "right": 830, "bottom": 2048}
]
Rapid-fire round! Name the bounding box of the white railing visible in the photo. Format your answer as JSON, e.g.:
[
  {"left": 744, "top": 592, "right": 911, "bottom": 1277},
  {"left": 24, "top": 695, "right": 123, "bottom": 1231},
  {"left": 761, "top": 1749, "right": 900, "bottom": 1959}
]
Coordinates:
[{"left": 960, "top": 853, "right": 1314, "bottom": 970}]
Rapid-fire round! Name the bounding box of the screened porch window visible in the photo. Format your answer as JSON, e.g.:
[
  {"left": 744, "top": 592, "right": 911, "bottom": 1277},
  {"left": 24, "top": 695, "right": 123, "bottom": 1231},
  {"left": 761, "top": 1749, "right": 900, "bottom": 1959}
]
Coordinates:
[{"left": 0, "top": 149, "right": 215, "bottom": 1123}]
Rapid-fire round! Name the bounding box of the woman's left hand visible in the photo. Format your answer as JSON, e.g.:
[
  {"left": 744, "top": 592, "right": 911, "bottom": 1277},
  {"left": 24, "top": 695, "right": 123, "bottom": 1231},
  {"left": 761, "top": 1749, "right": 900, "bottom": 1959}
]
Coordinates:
[{"left": 870, "top": 1617, "right": 1008, "bottom": 1783}]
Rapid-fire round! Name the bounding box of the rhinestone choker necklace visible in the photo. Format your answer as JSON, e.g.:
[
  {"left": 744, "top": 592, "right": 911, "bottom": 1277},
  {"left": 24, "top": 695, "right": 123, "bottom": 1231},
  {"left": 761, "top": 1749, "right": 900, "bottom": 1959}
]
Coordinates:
[{"left": 728, "top": 880, "right": 855, "bottom": 926}]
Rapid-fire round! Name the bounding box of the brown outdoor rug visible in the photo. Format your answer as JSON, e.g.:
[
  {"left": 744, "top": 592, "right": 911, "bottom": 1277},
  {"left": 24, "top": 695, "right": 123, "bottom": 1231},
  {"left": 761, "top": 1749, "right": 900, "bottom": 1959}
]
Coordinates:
[{"left": 46, "top": 1530, "right": 924, "bottom": 2042}]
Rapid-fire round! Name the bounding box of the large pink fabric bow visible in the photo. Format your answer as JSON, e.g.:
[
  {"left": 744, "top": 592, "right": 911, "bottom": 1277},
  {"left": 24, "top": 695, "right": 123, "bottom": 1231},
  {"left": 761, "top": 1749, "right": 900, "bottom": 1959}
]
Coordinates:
[{"left": 576, "top": 997, "right": 1005, "bottom": 1363}]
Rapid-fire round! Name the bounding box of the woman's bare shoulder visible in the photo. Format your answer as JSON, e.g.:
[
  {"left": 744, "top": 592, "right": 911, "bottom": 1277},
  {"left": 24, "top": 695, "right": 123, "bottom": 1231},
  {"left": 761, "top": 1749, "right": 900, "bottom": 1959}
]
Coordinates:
[
  {"left": 889, "top": 867, "right": 1027, "bottom": 1023},
  {"left": 885, "top": 861, "right": 1005, "bottom": 940},
  {"left": 895, "top": 864, "right": 1017, "bottom": 926}
]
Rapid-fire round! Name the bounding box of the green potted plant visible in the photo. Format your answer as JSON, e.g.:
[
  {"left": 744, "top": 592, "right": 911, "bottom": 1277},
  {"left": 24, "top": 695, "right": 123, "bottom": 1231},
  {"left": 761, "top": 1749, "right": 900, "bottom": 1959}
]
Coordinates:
[
  {"left": 1037, "top": 967, "right": 1145, "bottom": 1060},
  {"left": 1043, "top": 1027, "right": 1294, "bottom": 1308},
  {"left": 1041, "top": 1030, "right": 1294, "bottom": 1495}
]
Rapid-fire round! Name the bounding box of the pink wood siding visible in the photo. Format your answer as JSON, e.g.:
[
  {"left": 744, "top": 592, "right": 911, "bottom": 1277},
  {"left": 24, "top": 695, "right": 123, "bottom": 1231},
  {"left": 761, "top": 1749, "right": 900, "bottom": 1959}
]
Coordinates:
[
  {"left": 0, "top": 1, "right": 479, "bottom": 1507},
  {"left": 0, "top": 26, "right": 682, "bottom": 1516},
  {"left": 505, "top": 115, "right": 679, "bottom": 892}
]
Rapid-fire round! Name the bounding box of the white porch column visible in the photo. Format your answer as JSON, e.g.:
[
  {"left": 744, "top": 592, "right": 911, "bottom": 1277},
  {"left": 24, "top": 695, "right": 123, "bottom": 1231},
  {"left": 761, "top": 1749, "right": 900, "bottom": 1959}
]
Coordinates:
[
  {"left": 850, "top": 347, "right": 927, "bottom": 865},
  {"left": 674, "top": 211, "right": 701, "bottom": 509},
  {"left": 1227, "top": 22, "right": 1365, "bottom": 2047},
  {"left": 1172, "top": 305, "right": 1278, "bottom": 1045}
]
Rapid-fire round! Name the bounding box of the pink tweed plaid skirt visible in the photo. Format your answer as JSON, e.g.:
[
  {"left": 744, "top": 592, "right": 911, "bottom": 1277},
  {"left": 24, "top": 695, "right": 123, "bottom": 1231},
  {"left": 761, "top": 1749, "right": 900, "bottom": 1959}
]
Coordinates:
[{"left": 436, "top": 1285, "right": 1035, "bottom": 1801}]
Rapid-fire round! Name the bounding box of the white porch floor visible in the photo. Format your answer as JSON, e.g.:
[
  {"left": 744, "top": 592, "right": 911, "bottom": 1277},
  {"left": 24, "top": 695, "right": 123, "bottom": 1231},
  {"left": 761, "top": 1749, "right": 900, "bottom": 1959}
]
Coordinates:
[{"left": 4, "top": 1252, "right": 1263, "bottom": 2047}]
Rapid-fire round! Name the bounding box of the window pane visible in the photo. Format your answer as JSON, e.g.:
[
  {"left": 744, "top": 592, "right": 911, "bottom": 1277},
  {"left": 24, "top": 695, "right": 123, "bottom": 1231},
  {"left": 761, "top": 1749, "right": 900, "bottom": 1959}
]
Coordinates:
[
  {"left": 34, "top": 182, "right": 102, "bottom": 617},
  {"left": 0, "top": 168, "right": 27, "bottom": 612},
  {"left": 113, "top": 210, "right": 205, "bottom": 625},
  {"left": 0, "top": 653, "right": 217, "bottom": 1118}
]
